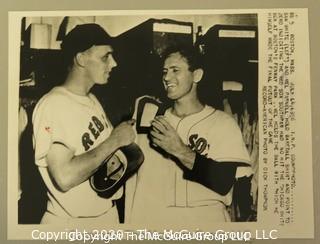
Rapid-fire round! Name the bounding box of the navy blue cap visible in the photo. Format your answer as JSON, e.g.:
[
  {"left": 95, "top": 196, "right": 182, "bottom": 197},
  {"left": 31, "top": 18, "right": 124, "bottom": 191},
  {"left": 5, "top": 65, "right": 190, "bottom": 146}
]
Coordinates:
[{"left": 61, "top": 23, "right": 114, "bottom": 59}]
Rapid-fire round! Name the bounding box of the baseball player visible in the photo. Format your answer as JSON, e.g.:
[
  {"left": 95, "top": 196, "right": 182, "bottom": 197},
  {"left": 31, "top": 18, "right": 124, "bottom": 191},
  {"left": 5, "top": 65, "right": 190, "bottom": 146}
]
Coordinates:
[
  {"left": 126, "top": 45, "right": 252, "bottom": 223},
  {"left": 32, "top": 24, "right": 136, "bottom": 224}
]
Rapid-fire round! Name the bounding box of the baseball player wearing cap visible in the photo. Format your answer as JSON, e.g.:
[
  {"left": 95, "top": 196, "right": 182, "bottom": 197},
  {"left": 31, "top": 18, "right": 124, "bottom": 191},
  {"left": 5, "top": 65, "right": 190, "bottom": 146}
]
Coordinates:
[
  {"left": 126, "top": 45, "right": 252, "bottom": 223},
  {"left": 32, "top": 23, "right": 136, "bottom": 224}
]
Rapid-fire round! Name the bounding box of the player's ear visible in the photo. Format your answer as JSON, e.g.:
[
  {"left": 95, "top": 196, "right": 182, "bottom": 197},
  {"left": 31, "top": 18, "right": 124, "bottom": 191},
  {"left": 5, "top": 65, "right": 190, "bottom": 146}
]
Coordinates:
[
  {"left": 74, "top": 52, "right": 86, "bottom": 67},
  {"left": 193, "top": 68, "right": 204, "bottom": 83}
]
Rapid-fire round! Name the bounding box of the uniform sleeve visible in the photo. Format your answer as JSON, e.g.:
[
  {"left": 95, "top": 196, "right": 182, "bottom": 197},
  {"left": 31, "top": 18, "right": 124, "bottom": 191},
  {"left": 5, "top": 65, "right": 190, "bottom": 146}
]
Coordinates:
[
  {"left": 209, "top": 115, "right": 251, "bottom": 165},
  {"left": 32, "top": 98, "right": 76, "bottom": 167},
  {"left": 183, "top": 112, "right": 253, "bottom": 194},
  {"left": 184, "top": 152, "right": 242, "bottom": 195}
]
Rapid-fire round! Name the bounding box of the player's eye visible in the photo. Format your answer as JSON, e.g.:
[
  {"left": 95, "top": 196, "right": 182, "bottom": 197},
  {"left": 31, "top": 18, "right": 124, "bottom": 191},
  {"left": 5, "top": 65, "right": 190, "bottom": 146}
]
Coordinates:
[
  {"left": 162, "top": 69, "right": 168, "bottom": 76},
  {"left": 173, "top": 68, "right": 179, "bottom": 73},
  {"left": 102, "top": 53, "right": 112, "bottom": 62}
]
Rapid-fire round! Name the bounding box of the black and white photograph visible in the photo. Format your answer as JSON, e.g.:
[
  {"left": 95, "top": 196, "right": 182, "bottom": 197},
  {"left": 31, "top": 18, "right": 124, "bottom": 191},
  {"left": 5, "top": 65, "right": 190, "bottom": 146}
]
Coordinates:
[
  {"left": 16, "top": 12, "right": 258, "bottom": 225},
  {"left": 7, "top": 9, "right": 313, "bottom": 240}
]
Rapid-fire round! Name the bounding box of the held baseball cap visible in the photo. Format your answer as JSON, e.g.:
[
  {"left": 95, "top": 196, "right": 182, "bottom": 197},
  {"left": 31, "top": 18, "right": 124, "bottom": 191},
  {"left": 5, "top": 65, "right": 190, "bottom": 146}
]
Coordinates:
[
  {"left": 61, "top": 23, "right": 114, "bottom": 59},
  {"left": 90, "top": 142, "right": 144, "bottom": 198}
]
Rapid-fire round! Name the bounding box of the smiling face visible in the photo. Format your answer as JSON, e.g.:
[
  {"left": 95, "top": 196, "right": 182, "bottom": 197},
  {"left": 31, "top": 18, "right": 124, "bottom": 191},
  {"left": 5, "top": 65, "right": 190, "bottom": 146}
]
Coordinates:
[
  {"left": 162, "top": 52, "right": 198, "bottom": 101},
  {"left": 83, "top": 45, "right": 117, "bottom": 85}
]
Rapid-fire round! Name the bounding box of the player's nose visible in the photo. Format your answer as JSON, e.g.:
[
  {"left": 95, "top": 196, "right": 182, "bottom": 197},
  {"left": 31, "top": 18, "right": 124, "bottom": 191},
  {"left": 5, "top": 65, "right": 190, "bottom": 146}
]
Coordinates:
[
  {"left": 163, "top": 70, "right": 172, "bottom": 82},
  {"left": 109, "top": 54, "right": 117, "bottom": 69}
]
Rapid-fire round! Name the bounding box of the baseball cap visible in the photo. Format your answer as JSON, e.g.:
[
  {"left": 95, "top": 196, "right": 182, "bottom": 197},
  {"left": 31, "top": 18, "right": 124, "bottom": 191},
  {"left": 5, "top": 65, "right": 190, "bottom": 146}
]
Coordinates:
[
  {"left": 90, "top": 143, "right": 144, "bottom": 198},
  {"left": 61, "top": 23, "right": 114, "bottom": 59}
]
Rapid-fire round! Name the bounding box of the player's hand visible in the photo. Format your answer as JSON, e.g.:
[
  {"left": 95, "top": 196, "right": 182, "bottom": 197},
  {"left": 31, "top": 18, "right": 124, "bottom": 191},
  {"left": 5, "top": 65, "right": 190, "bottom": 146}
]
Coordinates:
[
  {"left": 110, "top": 119, "right": 136, "bottom": 147},
  {"left": 150, "top": 116, "right": 188, "bottom": 157}
]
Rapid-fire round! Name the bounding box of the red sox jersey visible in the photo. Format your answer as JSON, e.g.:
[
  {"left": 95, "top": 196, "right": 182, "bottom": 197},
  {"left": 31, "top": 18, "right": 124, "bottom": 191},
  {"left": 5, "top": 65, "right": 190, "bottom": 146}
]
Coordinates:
[
  {"left": 164, "top": 105, "right": 251, "bottom": 207},
  {"left": 33, "top": 86, "right": 122, "bottom": 222},
  {"left": 127, "top": 103, "right": 251, "bottom": 223}
]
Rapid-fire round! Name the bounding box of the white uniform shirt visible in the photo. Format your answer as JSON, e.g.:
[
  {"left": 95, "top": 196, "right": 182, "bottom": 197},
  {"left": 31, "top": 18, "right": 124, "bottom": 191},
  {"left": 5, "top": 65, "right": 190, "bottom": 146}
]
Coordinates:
[
  {"left": 33, "top": 86, "right": 122, "bottom": 220},
  {"left": 164, "top": 105, "right": 251, "bottom": 207},
  {"left": 128, "top": 104, "right": 251, "bottom": 223}
]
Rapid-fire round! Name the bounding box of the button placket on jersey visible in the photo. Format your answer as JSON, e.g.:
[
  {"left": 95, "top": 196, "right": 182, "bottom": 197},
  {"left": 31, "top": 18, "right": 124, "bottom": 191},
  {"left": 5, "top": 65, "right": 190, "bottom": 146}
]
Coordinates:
[{"left": 174, "top": 118, "right": 189, "bottom": 207}]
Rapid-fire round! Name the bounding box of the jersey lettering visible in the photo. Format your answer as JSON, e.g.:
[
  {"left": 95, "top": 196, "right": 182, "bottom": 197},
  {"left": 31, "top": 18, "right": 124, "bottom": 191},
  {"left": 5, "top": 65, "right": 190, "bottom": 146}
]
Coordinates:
[
  {"left": 82, "top": 116, "right": 105, "bottom": 151},
  {"left": 188, "top": 134, "right": 209, "bottom": 154},
  {"left": 82, "top": 133, "right": 94, "bottom": 151},
  {"left": 92, "top": 116, "right": 105, "bottom": 131},
  {"left": 189, "top": 134, "right": 198, "bottom": 149},
  {"left": 89, "top": 122, "right": 100, "bottom": 139}
]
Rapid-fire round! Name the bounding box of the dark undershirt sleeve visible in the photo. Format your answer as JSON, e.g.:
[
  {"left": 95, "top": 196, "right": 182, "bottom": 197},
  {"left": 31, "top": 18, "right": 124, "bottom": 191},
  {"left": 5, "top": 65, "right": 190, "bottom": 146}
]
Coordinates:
[{"left": 183, "top": 153, "right": 247, "bottom": 196}]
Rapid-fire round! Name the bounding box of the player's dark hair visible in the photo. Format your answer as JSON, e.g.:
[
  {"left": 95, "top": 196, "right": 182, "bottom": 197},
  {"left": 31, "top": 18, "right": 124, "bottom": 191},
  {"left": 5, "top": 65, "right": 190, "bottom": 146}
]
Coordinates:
[{"left": 161, "top": 45, "right": 203, "bottom": 71}]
